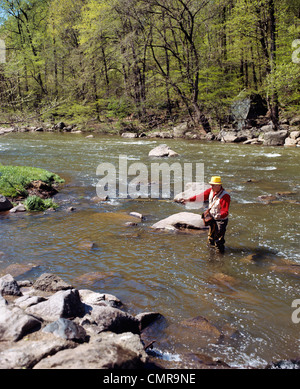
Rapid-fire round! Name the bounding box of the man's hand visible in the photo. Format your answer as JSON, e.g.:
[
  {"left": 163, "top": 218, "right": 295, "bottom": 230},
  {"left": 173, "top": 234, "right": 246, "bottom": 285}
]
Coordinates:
[{"left": 174, "top": 198, "right": 187, "bottom": 204}]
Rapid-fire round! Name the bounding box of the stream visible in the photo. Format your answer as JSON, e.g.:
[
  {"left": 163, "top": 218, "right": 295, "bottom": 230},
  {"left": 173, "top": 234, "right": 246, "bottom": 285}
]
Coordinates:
[{"left": 0, "top": 132, "right": 299, "bottom": 368}]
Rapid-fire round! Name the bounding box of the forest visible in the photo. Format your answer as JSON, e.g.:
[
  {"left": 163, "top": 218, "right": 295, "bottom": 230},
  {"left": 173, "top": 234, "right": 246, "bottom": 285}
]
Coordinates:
[{"left": 0, "top": 0, "right": 299, "bottom": 133}]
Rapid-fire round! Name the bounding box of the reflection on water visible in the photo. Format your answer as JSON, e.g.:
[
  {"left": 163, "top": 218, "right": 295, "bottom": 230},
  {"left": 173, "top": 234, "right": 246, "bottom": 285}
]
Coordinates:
[{"left": 0, "top": 132, "right": 300, "bottom": 368}]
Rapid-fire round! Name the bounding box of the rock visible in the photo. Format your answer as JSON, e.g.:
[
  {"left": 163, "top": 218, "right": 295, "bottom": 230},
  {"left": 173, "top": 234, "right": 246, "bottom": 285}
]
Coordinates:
[
  {"left": 129, "top": 211, "right": 143, "bottom": 220},
  {"left": 0, "top": 305, "right": 41, "bottom": 341},
  {"left": 181, "top": 316, "right": 223, "bottom": 343},
  {"left": 0, "top": 334, "right": 76, "bottom": 369},
  {"left": 43, "top": 318, "right": 87, "bottom": 343},
  {"left": 33, "top": 273, "right": 73, "bottom": 292},
  {"left": 85, "top": 134, "right": 94, "bottom": 138},
  {"left": 74, "top": 271, "right": 115, "bottom": 286},
  {"left": 33, "top": 332, "right": 148, "bottom": 369},
  {"left": 210, "top": 273, "right": 238, "bottom": 290},
  {"left": 159, "top": 131, "right": 173, "bottom": 138},
  {"left": 1, "top": 263, "right": 39, "bottom": 278},
  {"left": 263, "top": 130, "right": 288, "bottom": 146},
  {"left": 79, "top": 289, "right": 122, "bottom": 308},
  {"left": 0, "top": 294, "right": 8, "bottom": 306},
  {"left": 220, "top": 131, "right": 248, "bottom": 143},
  {"left": 56, "top": 122, "right": 66, "bottom": 130},
  {"left": 0, "top": 195, "right": 13, "bottom": 212},
  {"left": 186, "top": 353, "right": 231, "bottom": 369},
  {"left": 9, "top": 204, "right": 26, "bottom": 213},
  {"left": 243, "top": 138, "right": 262, "bottom": 145},
  {"left": 290, "top": 117, "right": 300, "bottom": 126},
  {"left": 284, "top": 137, "right": 297, "bottom": 147},
  {"left": 290, "top": 131, "right": 300, "bottom": 140},
  {"left": 135, "top": 312, "right": 162, "bottom": 331},
  {"left": 269, "top": 264, "right": 300, "bottom": 277},
  {"left": 257, "top": 194, "right": 277, "bottom": 203},
  {"left": 148, "top": 144, "right": 179, "bottom": 157},
  {"left": 121, "top": 132, "right": 138, "bottom": 138},
  {"left": 260, "top": 124, "right": 274, "bottom": 132},
  {"left": 231, "top": 93, "right": 268, "bottom": 130},
  {"left": 81, "top": 305, "right": 140, "bottom": 335},
  {"left": 266, "top": 358, "right": 300, "bottom": 369},
  {"left": 151, "top": 212, "right": 207, "bottom": 231},
  {"left": 25, "top": 289, "right": 85, "bottom": 322},
  {"left": 77, "top": 240, "right": 96, "bottom": 250},
  {"left": 15, "top": 295, "right": 46, "bottom": 310},
  {"left": 173, "top": 122, "right": 188, "bottom": 138},
  {"left": 0, "top": 274, "right": 22, "bottom": 296}
]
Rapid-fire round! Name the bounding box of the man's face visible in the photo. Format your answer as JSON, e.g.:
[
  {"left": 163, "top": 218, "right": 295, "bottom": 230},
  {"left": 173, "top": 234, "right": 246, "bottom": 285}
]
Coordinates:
[{"left": 211, "top": 184, "right": 222, "bottom": 193}]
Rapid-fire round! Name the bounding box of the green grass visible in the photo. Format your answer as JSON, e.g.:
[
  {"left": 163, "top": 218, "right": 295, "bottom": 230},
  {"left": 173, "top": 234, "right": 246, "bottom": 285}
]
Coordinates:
[
  {"left": 23, "top": 195, "right": 59, "bottom": 211},
  {"left": 0, "top": 164, "right": 64, "bottom": 199}
]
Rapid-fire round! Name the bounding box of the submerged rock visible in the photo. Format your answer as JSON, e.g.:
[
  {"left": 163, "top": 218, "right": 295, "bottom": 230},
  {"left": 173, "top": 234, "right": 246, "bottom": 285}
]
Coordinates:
[{"left": 181, "top": 316, "right": 223, "bottom": 343}]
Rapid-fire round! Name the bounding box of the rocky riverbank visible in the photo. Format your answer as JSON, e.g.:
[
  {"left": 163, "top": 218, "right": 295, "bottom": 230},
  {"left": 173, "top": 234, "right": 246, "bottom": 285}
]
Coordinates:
[
  {"left": 1, "top": 271, "right": 299, "bottom": 370},
  {"left": 0, "top": 272, "right": 161, "bottom": 369},
  {"left": 1, "top": 115, "right": 300, "bottom": 147}
]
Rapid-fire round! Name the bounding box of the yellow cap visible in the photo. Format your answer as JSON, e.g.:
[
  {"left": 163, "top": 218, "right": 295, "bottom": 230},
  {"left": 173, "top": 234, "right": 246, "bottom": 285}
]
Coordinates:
[{"left": 209, "top": 176, "right": 222, "bottom": 185}]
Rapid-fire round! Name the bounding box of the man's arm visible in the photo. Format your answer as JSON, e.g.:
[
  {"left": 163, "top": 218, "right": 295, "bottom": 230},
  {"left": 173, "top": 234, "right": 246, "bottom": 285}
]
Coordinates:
[{"left": 177, "top": 188, "right": 211, "bottom": 204}]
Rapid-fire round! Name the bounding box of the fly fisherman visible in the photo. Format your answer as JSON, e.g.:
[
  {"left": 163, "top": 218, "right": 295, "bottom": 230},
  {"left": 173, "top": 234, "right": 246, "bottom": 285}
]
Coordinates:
[{"left": 177, "top": 176, "right": 231, "bottom": 253}]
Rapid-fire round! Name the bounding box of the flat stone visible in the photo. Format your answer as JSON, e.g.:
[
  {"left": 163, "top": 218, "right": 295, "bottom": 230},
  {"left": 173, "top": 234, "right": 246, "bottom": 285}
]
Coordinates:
[
  {"left": 0, "top": 334, "right": 76, "bottom": 369},
  {"left": 33, "top": 332, "right": 148, "bottom": 369},
  {"left": 151, "top": 212, "right": 207, "bottom": 231}
]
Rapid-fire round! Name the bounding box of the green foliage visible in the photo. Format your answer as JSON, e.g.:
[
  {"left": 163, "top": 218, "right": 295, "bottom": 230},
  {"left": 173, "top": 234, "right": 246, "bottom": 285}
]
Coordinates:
[
  {"left": 24, "top": 196, "right": 58, "bottom": 211},
  {"left": 0, "top": 0, "right": 299, "bottom": 127},
  {"left": 0, "top": 164, "right": 64, "bottom": 198}
]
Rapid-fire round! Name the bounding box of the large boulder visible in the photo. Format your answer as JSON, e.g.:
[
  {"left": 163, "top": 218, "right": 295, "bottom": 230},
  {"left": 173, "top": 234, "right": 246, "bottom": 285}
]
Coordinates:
[
  {"left": 263, "top": 130, "right": 289, "bottom": 146},
  {"left": 173, "top": 122, "right": 188, "bottom": 138},
  {"left": 81, "top": 305, "right": 140, "bottom": 335},
  {"left": 0, "top": 195, "right": 13, "bottom": 212},
  {"left": 33, "top": 332, "right": 148, "bottom": 369},
  {"left": 25, "top": 289, "right": 85, "bottom": 322},
  {"left": 231, "top": 93, "right": 268, "bottom": 130},
  {"left": 148, "top": 144, "right": 179, "bottom": 157},
  {"left": 151, "top": 212, "right": 207, "bottom": 231}
]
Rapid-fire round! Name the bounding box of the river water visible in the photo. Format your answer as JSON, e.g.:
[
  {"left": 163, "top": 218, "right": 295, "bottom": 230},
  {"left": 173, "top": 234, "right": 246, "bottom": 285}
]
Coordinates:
[{"left": 0, "top": 132, "right": 299, "bottom": 368}]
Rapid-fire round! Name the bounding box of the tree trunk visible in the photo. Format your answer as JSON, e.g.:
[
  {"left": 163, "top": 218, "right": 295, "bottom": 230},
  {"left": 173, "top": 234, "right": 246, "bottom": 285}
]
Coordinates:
[{"left": 268, "top": 0, "right": 279, "bottom": 128}]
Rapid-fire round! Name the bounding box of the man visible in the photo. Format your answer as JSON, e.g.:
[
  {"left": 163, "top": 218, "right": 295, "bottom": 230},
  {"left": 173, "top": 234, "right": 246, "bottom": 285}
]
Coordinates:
[{"left": 178, "top": 176, "right": 231, "bottom": 253}]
